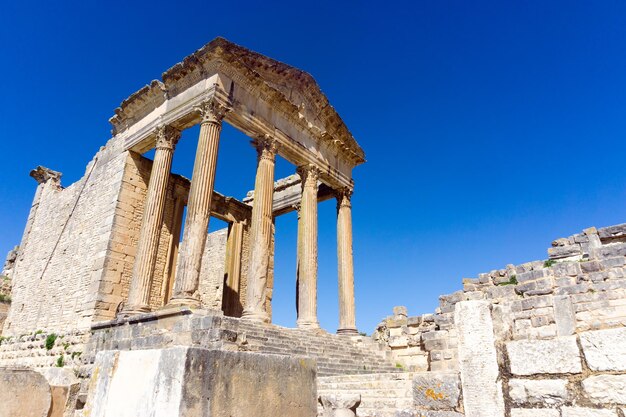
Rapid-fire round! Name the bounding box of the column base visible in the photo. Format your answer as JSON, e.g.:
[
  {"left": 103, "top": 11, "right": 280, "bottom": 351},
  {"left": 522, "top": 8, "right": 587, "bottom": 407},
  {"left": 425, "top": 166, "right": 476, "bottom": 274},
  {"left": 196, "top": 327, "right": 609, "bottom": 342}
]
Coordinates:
[
  {"left": 167, "top": 296, "right": 201, "bottom": 309},
  {"left": 118, "top": 304, "right": 151, "bottom": 317},
  {"left": 297, "top": 319, "right": 320, "bottom": 330},
  {"left": 336, "top": 327, "right": 359, "bottom": 336},
  {"left": 241, "top": 309, "right": 270, "bottom": 324}
]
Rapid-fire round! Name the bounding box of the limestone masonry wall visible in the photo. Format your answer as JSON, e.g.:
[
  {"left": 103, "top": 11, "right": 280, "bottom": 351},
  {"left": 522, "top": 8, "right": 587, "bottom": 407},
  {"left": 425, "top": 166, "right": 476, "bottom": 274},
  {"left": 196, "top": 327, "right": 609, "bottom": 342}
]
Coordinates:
[
  {"left": 4, "top": 137, "right": 129, "bottom": 336},
  {"left": 371, "top": 223, "right": 626, "bottom": 416}
]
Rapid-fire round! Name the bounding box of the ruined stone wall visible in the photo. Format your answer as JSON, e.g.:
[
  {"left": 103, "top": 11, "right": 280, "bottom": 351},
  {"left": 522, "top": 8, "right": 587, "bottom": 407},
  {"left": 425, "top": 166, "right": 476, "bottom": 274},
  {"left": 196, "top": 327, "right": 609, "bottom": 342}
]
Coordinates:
[
  {"left": 373, "top": 223, "right": 626, "bottom": 416},
  {"left": 0, "top": 329, "right": 89, "bottom": 371},
  {"left": 4, "top": 137, "right": 129, "bottom": 335}
]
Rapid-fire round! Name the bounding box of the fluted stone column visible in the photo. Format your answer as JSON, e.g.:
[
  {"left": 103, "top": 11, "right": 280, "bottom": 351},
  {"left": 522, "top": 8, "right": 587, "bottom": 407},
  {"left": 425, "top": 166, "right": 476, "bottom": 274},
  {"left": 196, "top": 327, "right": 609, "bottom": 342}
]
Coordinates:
[
  {"left": 169, "top": 100, "right": 228, "bottom": 307},
  {"left": 336, "top": 189, "right": 358, "bottom": 335},
  {"left": 124, "top": 125, "right": 180, "bottom": 314},
  {"left": 296, "top": 165, "right": 320, "bottom": 329},
  {"left": 242, "top": 136, "right": 278, "bottom": 323}
]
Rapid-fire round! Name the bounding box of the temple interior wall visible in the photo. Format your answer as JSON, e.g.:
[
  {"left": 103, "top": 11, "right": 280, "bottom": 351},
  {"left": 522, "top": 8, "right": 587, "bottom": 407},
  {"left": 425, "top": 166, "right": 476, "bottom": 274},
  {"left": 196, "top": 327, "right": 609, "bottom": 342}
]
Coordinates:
[{"left": 199, "top": 228, "right": 228, "bottom": 310}]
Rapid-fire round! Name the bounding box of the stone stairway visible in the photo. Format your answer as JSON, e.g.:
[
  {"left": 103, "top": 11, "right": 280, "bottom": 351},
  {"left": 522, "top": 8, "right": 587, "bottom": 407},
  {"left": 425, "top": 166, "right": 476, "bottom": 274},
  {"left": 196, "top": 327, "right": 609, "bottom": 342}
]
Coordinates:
[
  {"left": 221, "top": 317, "right": 400, "bottom": 376},
  {"left": 318, "top": 372, "right": 415, "bottom": 417}
]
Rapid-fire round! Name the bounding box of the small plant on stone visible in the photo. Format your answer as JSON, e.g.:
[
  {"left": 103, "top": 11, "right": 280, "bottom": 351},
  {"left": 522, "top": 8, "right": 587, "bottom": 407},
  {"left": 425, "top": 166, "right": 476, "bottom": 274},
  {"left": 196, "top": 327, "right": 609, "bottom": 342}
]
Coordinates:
[
  {"left": 0, "top": 294, "right": 11, "bottom": 303},
  {"left": 358, "top": 332, "right": 367, "bottom": 337},
  {"left": 63, "top": 342, "right": 70, "bottom": 351},
  {"left": 45, "top": 333, "right": 58, "bottom": 350},
  {"left": 0, "top": 336, "right": 7, "bottom": 345},
  {"left": 395, "top": 363, "right": 404, "bottom": 369},
  {"left": 543, "top": 259, "right": 556, "bottom": 268},
  {"left": 56, "top": 355, "right": 64, "bottom": 368},
  {"left": 34, "top": 329, "right": 44, "bottom": 336},
  {"left": 71, "top": 351, "right": 82, "bottom": 360},
  {"left": 497, "top": 275, "right": 518, "bottom": 286}
]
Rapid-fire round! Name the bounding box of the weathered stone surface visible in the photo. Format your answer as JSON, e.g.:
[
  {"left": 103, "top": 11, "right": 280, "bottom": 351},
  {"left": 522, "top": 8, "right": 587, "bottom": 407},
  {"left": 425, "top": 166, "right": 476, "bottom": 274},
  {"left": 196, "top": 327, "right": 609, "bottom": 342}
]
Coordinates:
[
  {"left": 582, "top": 375, "right": 626, "bottom": 404},
  {"left": 506, "top": 336, "right": 582, "bottom": 375},
  {"left": 510, "top": 409, "right": 560, "bottom": 417},
  {"left": 553, "top": 295, "right": 576, "bottom": 336},
  {"left": 412, "top": 372, "right": 460, "bottom": 410},
  {"left": 393, "top": 306, "right": 408, "bottom": 317},
  {"left": 579, "top": 327, "right": 626, "bottom": 371},
  {"left": 0, "top": 369, "right": 51, "bottom": 417},
  {"left": 454, "top": 300, "right": 505, "bottom": 417},
  {"left": 561, "top": 407, "right": 617, "bottom": 417},
  {"left": 508, "top": 379, "right": 569, "bottom": 405},
  {"left": 84, "top": 347, "right": 317, "bottom": 417},
  {"left": 38, "top": 367, "right": 80, "bottom": 417},
  {"left": 319, "top": 394, "right": 361, "bottom": 417}
]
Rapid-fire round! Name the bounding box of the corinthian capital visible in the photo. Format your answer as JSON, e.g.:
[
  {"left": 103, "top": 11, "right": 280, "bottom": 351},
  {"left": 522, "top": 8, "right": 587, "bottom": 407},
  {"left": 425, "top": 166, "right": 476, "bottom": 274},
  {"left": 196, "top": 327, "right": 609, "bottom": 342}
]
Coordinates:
[
  {"left": 297, "top": 164, "right": 321, "bottom": 189},
  {"left": 254, "top": 134, "right": 279, "bottom": 162},
  {"left": 155, "top": 125, "right": 181, "bottom": 150},
  {"left": 195, "top": 98, "right": 230, "bottom": 124},
  {"left": 336, "top": 187, "right": 353, "bottom": 209}
]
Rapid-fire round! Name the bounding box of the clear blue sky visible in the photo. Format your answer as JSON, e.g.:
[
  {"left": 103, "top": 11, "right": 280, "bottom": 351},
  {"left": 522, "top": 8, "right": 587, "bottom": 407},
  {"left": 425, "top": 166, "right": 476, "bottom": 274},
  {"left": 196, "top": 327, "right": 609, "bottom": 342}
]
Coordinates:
[{"left": 1, "top": 1, "right": 626, "bottom": 333}]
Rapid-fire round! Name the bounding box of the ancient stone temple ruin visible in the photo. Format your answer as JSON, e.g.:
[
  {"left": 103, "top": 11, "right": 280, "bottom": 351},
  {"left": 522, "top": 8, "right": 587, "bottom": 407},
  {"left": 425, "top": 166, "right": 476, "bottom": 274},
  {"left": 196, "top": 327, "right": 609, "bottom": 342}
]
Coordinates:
[{"left": 0, "top": 37, "right": 625, "bottom": 417}]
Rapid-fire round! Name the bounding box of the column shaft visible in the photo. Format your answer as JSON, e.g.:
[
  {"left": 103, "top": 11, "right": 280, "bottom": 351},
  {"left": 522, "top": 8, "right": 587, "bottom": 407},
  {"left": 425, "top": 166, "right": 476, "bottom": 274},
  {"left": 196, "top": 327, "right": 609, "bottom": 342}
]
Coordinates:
[
  {"left": 125, "top": 125, "right": 180, "bottom": 314},
  {"left": 337, "top": 189, "right": 358, "bottom": 334},
  {"left": 296, "top": 165, "right": 320, "bottom": 329},
  {"left": 242, "top": 137, "right": 278, "bottom": 322},
  {"left": 170, "top": 100, "right": 227, "bottom": 307}
]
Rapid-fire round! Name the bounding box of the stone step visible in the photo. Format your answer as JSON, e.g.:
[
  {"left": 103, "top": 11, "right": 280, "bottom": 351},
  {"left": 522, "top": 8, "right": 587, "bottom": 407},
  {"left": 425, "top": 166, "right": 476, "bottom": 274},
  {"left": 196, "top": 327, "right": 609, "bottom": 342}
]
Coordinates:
[{"left": 219, "top": 317, "right": 398, "bottom": 376}]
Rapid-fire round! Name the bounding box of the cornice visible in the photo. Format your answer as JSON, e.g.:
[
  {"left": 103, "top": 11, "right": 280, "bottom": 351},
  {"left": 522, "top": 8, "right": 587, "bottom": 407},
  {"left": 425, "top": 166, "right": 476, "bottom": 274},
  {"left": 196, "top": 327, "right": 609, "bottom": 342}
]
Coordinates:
[{"left": 109, "top": 37, "right": 365, "bottom": 166}]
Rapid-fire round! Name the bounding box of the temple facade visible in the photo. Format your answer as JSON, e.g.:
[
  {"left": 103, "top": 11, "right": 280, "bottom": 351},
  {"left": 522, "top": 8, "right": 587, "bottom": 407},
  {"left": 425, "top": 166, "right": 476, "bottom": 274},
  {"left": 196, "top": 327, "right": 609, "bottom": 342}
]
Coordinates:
[{"left": 3, "top": 37, "right": 365, "bottom": 337}]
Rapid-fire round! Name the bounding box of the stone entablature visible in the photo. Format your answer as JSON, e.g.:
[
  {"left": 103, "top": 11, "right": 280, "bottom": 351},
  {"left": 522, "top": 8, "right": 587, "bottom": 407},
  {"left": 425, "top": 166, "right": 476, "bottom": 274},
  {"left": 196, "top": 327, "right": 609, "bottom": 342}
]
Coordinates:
[{"left": 110, "top": 37, "right": 365, "bottom": 191}]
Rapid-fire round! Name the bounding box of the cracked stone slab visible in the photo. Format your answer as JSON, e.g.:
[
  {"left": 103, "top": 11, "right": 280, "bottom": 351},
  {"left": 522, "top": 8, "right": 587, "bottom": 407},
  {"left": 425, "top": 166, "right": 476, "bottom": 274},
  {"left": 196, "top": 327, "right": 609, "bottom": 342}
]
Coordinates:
[
  {"left": 506, "top": 336, "right": 582, "bottom": 375},
  {"left": 509, "top": 379, "right": 569, "bottom": 406},
  {"left": 582, "top": 375, "right": 626, "bottom": 405},
  {"left": 580, "top": 327, "right": 626, "bottom": 371}
]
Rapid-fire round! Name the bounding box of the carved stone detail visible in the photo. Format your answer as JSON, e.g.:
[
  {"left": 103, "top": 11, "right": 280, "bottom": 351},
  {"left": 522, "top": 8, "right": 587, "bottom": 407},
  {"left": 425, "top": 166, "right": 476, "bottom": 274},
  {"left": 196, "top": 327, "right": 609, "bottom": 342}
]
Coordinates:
[
  {"left": 195, "top": 98, "right": 230, "bottom": 125},
  {"left": 154, "top": 125, "right": 181, "bottom": 150},
  {"left": 30, "top": 166, "right": 62, "bottom": 186},
  {"left": 255, "top": 134, "right": 279, "bottom": 162}
]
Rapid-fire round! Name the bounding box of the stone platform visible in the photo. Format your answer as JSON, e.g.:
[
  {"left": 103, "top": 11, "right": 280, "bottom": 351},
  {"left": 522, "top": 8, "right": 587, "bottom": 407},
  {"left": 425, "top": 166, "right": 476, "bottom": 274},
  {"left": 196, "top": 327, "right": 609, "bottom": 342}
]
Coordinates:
[{"left": 88, "top": 307, "right": 399, "bottom": 377}]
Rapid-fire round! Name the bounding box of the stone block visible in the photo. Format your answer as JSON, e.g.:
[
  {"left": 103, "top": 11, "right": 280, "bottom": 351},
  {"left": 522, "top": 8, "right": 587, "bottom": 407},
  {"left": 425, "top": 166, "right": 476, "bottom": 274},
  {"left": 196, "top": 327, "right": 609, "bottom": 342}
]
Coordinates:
[
  {"left": 506, "top": 336, "right": 582, "bottom": 375},
  {"left": 510, "top": 409, "right": 560, "bottom": 417},
  {"left": 38, "top": 367, "right": 80, "bottom": 417},
  {"left": 393, "top": 306, "right": 408, "bottom": 317},
  {"left": 0, "top": 368, "right": 51, "bottom": 417},
  {"left": 412, "top": 372, "right": 460, "bottom": 410},
  {"left": 582, "top": 375, "right": 626, "bottom": 404},
  {"left": 579, "top": 327, "right": 626, "bottom": 371},
  {"left": 508, "top": 379, "right": 569, "bottom": 405},
  {"left": 83, "top": 347, "right": 317, "bottom": 417},
  {"left": 553, "top": 295, "right": 576, "bottom": 336},
  {"left": 387, "top": 318, "right": 408, "bottom": 328},
  {"left": 454, "top": 300, "right": 505, "bottom": 416},
  {"left": 561, "top": 407, "right": 617, "bottom": 417},
  {"left": 548, "top": 245, "right": 582, "bottom": 259},
  {"left": 389, "top": 335, "right": 409, "bottom": 348}
]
